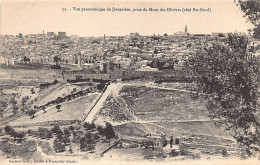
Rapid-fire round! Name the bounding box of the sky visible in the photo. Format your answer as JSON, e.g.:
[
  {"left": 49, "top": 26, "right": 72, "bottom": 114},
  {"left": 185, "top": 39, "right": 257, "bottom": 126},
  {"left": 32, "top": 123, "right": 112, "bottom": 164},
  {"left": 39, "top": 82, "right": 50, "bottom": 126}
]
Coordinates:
[{"left": 0, "top": 0, "right": 254, "bottom": 37}]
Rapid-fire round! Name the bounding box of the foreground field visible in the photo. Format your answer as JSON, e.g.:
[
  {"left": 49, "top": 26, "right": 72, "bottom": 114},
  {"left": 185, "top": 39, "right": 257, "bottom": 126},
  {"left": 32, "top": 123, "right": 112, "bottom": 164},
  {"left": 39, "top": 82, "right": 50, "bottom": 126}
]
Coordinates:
[{"left": 93, "top": 83, "right": 241, "bottom": 157}]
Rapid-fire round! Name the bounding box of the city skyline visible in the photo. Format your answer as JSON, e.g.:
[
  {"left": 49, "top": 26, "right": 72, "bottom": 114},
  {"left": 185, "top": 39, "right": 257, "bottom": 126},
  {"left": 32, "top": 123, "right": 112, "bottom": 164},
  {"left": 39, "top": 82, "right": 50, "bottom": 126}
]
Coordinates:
[{"left": 0, "top": 0, "right": 254, "bottom": 37}]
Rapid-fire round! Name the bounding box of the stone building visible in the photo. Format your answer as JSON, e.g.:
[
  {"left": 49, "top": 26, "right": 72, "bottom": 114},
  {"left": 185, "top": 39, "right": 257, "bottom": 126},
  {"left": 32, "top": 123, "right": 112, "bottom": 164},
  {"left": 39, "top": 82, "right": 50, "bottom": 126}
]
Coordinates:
[{"left": 147, "top": 134, "right": 167, "bottom": 148}]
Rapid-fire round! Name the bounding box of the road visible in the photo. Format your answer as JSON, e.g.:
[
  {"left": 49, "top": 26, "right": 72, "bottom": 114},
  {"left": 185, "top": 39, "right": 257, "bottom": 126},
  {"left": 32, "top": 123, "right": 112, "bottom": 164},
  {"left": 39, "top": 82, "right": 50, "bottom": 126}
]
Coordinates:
[{"left": 84, "top": 83, "right": 123, "bottom": 123}]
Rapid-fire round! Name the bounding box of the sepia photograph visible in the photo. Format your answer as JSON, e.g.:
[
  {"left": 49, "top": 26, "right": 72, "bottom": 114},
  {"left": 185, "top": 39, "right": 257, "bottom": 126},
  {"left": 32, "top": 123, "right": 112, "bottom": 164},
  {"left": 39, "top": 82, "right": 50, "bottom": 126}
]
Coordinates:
[{"left": 0, "top": 0, "right": 259, "bottom": 164}]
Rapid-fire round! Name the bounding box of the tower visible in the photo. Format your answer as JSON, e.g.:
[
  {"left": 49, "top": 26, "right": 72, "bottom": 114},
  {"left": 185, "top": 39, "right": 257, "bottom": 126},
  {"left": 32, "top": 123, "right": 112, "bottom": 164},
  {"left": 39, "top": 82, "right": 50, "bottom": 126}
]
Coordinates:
[
  {"left": 185, "top": 25, "right": 188, "bottom": 33},
  {"left": 104, "top": 34, "right": 106, "bottom": 43},
  {"left": 78, "top": 51, "right": 82, "bottom": 68}
]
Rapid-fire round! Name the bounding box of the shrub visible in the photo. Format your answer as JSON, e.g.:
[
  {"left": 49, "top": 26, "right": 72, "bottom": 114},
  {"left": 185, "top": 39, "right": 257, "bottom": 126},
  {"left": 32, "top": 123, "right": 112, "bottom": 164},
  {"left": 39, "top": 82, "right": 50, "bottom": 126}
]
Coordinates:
[
  {"left": 69, "top": 125, "right": 75, "bottom": 131},
  {"left": 97, "top": 126, "right": 104, "bottom": 135},
  {"left": 53, "top": 139, "right": 65, "bottom": 152},
  {"left": 221, "top": 148, "right": 228, "bottom": 157},
  {"left": 83, "top": 122, "right": 96, "bottom": 130},
  {"left": 4, "top": 125, "right": 12, "bottom": 134},
  {"left": 52, "top": 126, "right": 62, "bottom": 134}
]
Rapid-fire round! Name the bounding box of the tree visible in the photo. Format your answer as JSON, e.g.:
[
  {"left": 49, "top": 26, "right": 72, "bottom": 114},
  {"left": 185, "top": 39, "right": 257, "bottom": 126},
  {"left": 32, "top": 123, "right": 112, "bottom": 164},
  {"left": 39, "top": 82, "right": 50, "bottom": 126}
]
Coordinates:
[
  {"left": 56, "top": 105, "right": 61, "bottom": 112},
  {"left": 10, "top": 129, "right": 17, "bottom": 140},
  {"left": 69, "top": 125, "right": 75, "bottom": 131},
  {"left": 63, "top": 135, "right": 70, "bottom": 146},
  {"left": 170, "top": 136, "right": 174, "bottom": 148},
  {"left": 23, "top": 56, "right": 30, "bottom": 63},
  {"left": 103, "top": 122, "right": 115, "bottom": 146},
  {"left": 57, "top": 133, "right": 63, "bottom": 141},
  {"left": 192, "top": 34, "right": 259, "bottom": 156},
  {"left": 16, "top": 132, "right": 25, "bottom": 142},
  {"left": 21, "top": 96, "right": 29, "bottom": 107},
  {"left": 41, "top": 106, "right": 46, "bottom": 113},
  {"left": 68, "top": 146, "right": 73, "bottom": 153},
  {"left": 236, "top": 0, "right": 260, "bottom": 38},
  {"left": 31, "top": 88, "right": 35, "bottom": 94},
  {"left": 97, "top": 126, "right": 104, "bottom": 135},
  {"left": 163, "top": 139, "right": 167, "bottom": 147},
  {"left": 80, "top": 137, "right": 87, "bottom": 151},
  {"left": 4, "top": 125, "right": 12, "bottom": 134},
  {"left": 9, "top": 97, "right": 17, "bottom": 107},
  {"left": 38, "top": 127, "right": 47, "bottom": 138},
  {"left": 83, "top": 122, "right": 96, "bottom": 130},
  {"left": 86, "top": 144, "right": 95, "bottom": 151},
  {"left": 52, "top": 125, "right": 62, "bottom": 134},
  {"left": 10, "top": 98, "right": 18, "bottom": 113},
  {"left": 53, "top": 139, "right": 65, "bottom": 152},
  {"left": 28, "top": 109, "right": 36, "bottom": 119},
  {"left": 27, "top": 129, "right": 33, "bottom": 136},
  {"left": 12, "top": 108, "right": 18, "bottom": 114},
  {"left": 85, "top": 132, "right": 93, "bottom": 144},
  {"left": 45, "top": 130, "right": 53, "bottom": 139},
  {"left": 53, "top": 56, "right": 61, "bottom": 66},
  {"left": 221, "top": 148, "right": 228, "bottom": 157},
  {"left": 63, "top": 129, "right": 70, "bottom": 137}
]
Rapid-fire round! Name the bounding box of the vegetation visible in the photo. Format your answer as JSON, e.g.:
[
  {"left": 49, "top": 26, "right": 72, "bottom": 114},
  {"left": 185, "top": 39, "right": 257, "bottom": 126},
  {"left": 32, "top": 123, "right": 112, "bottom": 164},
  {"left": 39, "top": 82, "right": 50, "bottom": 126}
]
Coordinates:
[
  {"left": 52, "top": 125, "right": 62, "bottom": 134},
  {"left": 23, "top": 56, "right": 30, "bottom": 63},
  {"left": 83, "top": 122, "right": 96, "bottom": 130},
  {"left": 192, "top": 34, "right": 260, "bottom": 156},
  {"left": 52, "top": 56, "right": 61, "bottom": 69},
  {"left": 170, "top": 136, "right": 173, "bottom": 148},
  {"left": 56, "top": 104, "right": 61, "bottom": 112},
  {"left": 27, "top": 109, "right": 36, "bottom": 119},
  {"left": 103, "top": 122, "right": 115, "bottom": 146},
  {"left": 4, "top": 125, "right": 25, "bottom": 143},
  {"left": 236, "top": 0, "right": 260, "bottom": 38},
  {"left": 0, "top": 139, "right": 37, "bottom": 158},
  {"left": 53, "top": 139, "right": 65, "bottom": 152},
  {"left": 39, "top": 79, "right": 59, "bottom": 89},
  {"left": 79, "top": 133, "right": 95, "bottom": 151}
]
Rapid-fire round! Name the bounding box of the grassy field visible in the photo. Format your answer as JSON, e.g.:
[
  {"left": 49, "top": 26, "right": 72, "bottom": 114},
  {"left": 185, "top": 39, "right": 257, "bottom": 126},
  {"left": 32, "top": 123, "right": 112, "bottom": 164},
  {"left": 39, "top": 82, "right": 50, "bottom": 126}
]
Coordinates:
[{"left": 8, "top": 93, "right": 100, "bottom": 127}]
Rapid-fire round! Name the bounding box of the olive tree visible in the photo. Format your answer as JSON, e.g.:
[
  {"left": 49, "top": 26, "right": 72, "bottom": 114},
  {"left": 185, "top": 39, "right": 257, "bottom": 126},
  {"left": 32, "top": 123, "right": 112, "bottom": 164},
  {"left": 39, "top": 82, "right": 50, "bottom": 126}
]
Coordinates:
[{"left": 192, "top": 34, "right": 260, "bottom": 156}]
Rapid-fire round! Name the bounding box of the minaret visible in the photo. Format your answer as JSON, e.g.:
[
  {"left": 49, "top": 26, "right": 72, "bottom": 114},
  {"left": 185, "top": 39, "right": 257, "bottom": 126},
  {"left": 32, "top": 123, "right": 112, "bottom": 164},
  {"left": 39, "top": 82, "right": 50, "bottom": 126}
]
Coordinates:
[
  {"left": 185, "top": 25, "right": 188, "bottom": 33},
  {"left": 78, "top": 51, "right": 82, "bottom": 68},
  {"left": 104, "top": 34, "right": 106, "bottom": 43}
]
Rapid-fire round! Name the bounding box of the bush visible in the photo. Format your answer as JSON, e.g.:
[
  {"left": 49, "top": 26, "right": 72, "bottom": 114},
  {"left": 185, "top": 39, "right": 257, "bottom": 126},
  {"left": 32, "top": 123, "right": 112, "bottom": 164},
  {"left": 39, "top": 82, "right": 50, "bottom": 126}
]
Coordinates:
[
  {"left": 52, "top": 126, "right": 62, "bottom": 134},
  {"left": 4, "top": 125, "right": 12, "bottom": 134},
  {"left": 53, "top": 139, "right": 65, "bottom": 152},
  {"left": 51, "top": 65, "right": 61, "bottom": 69},
  {"left": 179, "top": 144, "right": 189, "bottom": 155},
  {"left": 69, "top": 125, "right": 75, "bottom": 131},
  {"left": 27, "top": 129, "right": 33, "bottom": 135},
  {"left": 94, "top": 133, "right": 100, "bottom": 140},
  {"left": 45, "top": 130, "right": 53, "bottom": 139},
  {"left": 86, "top": 144, "right": 95, "bottom": 151},
  {"left": 221, "top": 148, "right": 228, "bottom": 157},
  {"left": 97, "top": 126, "right": 104, "bottom": 135},
  {"left": 83, "top": 122, "right": 96, "bottom": 130}
]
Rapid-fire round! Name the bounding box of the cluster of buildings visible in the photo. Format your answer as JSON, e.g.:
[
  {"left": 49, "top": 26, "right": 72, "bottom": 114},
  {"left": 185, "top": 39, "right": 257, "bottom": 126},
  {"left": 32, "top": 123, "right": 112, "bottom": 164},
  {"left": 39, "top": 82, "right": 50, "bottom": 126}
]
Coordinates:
[{"left": 1, "top": 27, "right": 254, "bottom": 81}]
